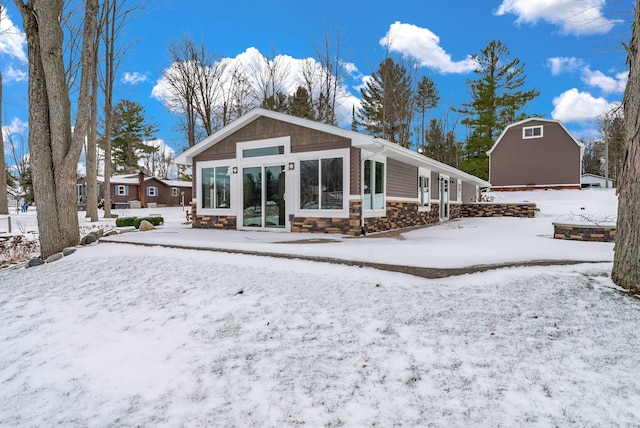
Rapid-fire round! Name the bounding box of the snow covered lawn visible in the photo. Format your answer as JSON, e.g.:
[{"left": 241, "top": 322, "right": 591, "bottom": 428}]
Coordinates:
[{"left": 1, "top": 189, "right": 639, "bottom": 426}]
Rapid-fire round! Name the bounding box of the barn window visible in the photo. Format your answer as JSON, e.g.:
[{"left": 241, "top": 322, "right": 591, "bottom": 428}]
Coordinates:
[{"left": 523, "top": 125, "right": 543, "bottom": 139}]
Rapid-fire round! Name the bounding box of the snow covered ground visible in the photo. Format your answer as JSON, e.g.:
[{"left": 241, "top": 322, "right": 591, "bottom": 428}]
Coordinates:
[{"left": 1, "top": 189, "right": 639, "bottom": 426}]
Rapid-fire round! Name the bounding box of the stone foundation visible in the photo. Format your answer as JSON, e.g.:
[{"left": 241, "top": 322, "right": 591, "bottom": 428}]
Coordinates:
[
  {"left": 461, "top": 203, "right": 537, "bottom": 218},
  {"left": 190, "top": 202, "right": 237, "bottom": 230},
  {"left": 553, "top": 223, "right": 615, "bottom": 242}
]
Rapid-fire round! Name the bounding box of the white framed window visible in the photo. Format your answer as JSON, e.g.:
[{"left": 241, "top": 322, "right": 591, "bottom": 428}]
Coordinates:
[
  {"left": 295, "top": 148, "right": 349, "bottom": 217},
  {"left": 146, "top": 186, "right": 158, "bottom": 197},
  {"left": 200, "top": 165, "right": 231, "bottom": 210},
  {"left": 115, "top": 185, "right": 128, "bottom": 196},
  {"left": 363, "top": 158, "right": 385, "bottom": 212},
  {"left": 299, "top": 157, "right": 344, "bottom": 210},
  {"left": 418, "top": 167, "right": 430, "bottom": 209},
  {"left": 523, "top": 125, "right": 543, "bottom": 139},
  {"left": 171, "top": 187, "right": 179, "bottom": 197}
]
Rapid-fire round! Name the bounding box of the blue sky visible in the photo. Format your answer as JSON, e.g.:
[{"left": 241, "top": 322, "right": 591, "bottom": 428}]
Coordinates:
[{"left": 0, "top": 0, "right": 632, "bottom": 157}]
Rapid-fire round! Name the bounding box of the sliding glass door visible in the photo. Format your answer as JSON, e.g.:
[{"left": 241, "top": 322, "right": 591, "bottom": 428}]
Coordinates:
[{"left": 242, "top": 165, "right": 286, "bottom": 229}]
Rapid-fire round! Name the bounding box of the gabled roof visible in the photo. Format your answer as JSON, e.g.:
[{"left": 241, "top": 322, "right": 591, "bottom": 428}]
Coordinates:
[
  {"left": 175, "top": 108, "right": 490, "bottom": 187},
  {"left": 487, "top": 117, "right": 585, "bottom": 156}
]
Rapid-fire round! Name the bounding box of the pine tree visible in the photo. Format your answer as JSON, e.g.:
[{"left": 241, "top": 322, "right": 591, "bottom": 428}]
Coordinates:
[
  {"left": 287, "top": 86, "right": 315, "bottom": 120},
  {"left": 456, "top": 40, "right": 539, "bottom": 180},
  {"left": 415, "top": 75, "right": 439, "bottom": 149},
  {"left": 358, "top": 57, "right": 414, "bottom": 147},
  {"left": 109, "top": 99, "right": 158, "bottom": 173}
]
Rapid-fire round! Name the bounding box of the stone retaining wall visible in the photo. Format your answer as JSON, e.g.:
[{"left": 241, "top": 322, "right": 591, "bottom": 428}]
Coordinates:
[
  {"left": 461, "top": 203, "right": 537, "bottom": 218},
  {"left": 553, "top": 223, "right": 615, "bottom": 242}
]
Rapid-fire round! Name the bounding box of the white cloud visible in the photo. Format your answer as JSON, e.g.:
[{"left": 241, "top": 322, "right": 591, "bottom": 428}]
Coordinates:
[
  {"left": 0, "top": 7, "right": 27, "bottom": 62},
  {"left": 551, "top": 88, "right": 619, "bottom": 123},
  {"left": 380, "top": 22, "right": 477, "bottom": 74},
  {"left": 581, "top": 67, "right": 627, "bottom": 93},
  {"left": 547, "top": 57, "right": 584, "bottom": 75},
  {"left": 496, "top": 0, "right": 617, "bottom": 35},
  {"left": 152, "top": 47, "right": 360, "bottom": 128},
  {"left": 121, "top": 72, "right": 148, "bottom": 85},
  {"left": 3, "top": 64, "right": 27, "bottom": 82},
  {"left": 2, "top": 117, "right": 28, "bottom": 140}
]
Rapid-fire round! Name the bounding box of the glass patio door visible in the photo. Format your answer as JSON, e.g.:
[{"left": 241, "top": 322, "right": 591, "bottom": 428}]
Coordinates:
[{"left": 242, "top": 165, "right": 286, "bottom": 229}]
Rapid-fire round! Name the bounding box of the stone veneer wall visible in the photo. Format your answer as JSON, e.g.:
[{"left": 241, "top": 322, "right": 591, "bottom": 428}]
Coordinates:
[
  {"left": 190, "top": 202, "right": 237, "bottom": 230},
  {"left": 553, "top": 223, "right": 615, "bottom": 242},
  {"left": 461, "top": 203, "right": 537, "bottom": 218}
]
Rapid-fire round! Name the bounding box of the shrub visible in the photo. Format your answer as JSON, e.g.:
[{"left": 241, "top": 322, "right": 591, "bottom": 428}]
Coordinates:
[
  {"left": 115, "top": 217, "right": 137, "bottom": 227},
  {"left": 133, "top": 216, "right": 164, "bottom": 229}
]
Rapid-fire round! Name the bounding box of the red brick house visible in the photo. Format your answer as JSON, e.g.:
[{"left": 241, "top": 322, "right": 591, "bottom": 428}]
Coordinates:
[
  {"left": 487, "top": 118, "right": 585, "bottom": 191},
  {"left": 174, "top": 108, "right": 490, "bottom": 235}
]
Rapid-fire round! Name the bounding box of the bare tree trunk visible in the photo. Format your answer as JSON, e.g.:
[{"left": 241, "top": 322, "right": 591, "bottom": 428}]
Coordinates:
[
  {"left": 612, "top": 3, "right": 640, "bottom": 293},
  {"left": 85, "top": 70, "right": 99, "bottom": 221},
  {"left": 15, "top": 0, "right": 98, "bottom": 259},
  {"left": 0, "top": 71, "right": 8, "bottom": 215}
]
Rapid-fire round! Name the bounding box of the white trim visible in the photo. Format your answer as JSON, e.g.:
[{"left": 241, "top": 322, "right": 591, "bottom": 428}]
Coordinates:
[
  {"left": 362, "top": 155, "right": 386, "bottom": 217},
  {"left": 418, "top": 167, "right": 431, "bottom": 211},
  {"left": 293, "top": 148, "right": 350, "bottom": 219},
  {"left": 236, "top": 136, "right": 291, "bottom": 163},
  {"left": 522, "top": 125, "right": 543, "bottom": 139},
  {"left": 196, "top": 160, "right": 235, "bottom": 215},
  {"left": 487, "top": 117, "right": 584, "bottom": 155}
]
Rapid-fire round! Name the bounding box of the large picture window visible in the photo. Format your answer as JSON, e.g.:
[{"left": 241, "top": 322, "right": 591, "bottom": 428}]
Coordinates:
[
  {"left": 201, "top": 166, "right": 231, "bottom": 209},
  {"left": 299, "top": 157, "right": 343, "bottom": 210},
  {"left": 364, "top": 159, "right": 384, "bottom": 210}
]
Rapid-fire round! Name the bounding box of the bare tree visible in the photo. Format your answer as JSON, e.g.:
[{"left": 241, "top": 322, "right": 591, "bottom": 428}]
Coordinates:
[
  {"left": 248, "top": 47, "right": 290, "bottom": 110},
  {"left": 99, "top": 0, "right": 140, "bottom": 218},
  {"left": 0, "top": 70, "right": 7, "bottom": 215},
  {"left": 612, "top": 2, "right": 640, "bottom": 293},
  {"left": 313, "top": 27, "right": 348, "bottom": 125},
  {"left": 163, "top": 35, "right": 227, "bottom": 148},
  {"left": 0, "top": 3, "right": 8, "bottom": 215},
  {"left": 14, "top": 0, "right": 98, "bottom": 259}
]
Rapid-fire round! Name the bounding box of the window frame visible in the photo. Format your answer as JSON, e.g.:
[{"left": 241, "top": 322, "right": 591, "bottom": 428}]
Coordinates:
[
  {"left": 197, "top": 161, "right": 233, "bottom": 214},
  {"left": 522, "top": 125, "right": 543, "bottom": 139},
  {"left": 294, "top": 148, "right": 349, "bottom": 218},
  {"left": 146, "top": 186, "right": 158, "bottom": 197},
  {"left": 171, "top": 187, "right": 180, "bottom": 197},
  {"left": 363, "top": 155, "right": 386, "bottom": 217},
  {"left": 418, "top": 167, "right": 430, "bottom": 210},
  {"left": 115, "top": 185, "right": 128, "bottom": 196}
]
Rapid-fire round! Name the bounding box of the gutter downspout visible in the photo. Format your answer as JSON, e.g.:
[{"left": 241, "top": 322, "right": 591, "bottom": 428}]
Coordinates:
[{"left": 359, "top": 143, "right": 387, "bottom": 236}]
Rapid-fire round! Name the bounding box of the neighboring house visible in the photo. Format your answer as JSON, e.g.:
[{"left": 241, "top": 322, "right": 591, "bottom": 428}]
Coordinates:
[
  {"left": 77, "top": 172, "right": 192, "bottom": 208},
  {"left": 581, "top": 173, "right": 615, "bottom": 189},
  {"left": 487, "top": 118, "right": 585, "bottom": 191},
  {"left": 174, "top": 108, "right": 490, "bottom": 236}
]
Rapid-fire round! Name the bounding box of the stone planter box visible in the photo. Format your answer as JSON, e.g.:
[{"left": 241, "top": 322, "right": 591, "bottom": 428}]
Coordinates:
[{"left": 553, "top": 222, "right": 615, "bottom": 242}]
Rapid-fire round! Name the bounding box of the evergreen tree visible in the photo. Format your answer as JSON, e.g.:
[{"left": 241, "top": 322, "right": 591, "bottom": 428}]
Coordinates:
[
  {"left": 423, "top": 118, "right": 461, "bottom": 167},
  {"left": 415, "top": 75, "right": 439, "bottom": 149},
  {"left": 287, "top": 86, "right": 315, "bottom": 120},
  {"left": 357, "top": 57, "right": 414, "bottom": 147},
  {"left": 109, "top": 99, "right": 158, "bottom": 173},
  {"left": 456, "top": 40, "right": 539, "bottom": 180}
]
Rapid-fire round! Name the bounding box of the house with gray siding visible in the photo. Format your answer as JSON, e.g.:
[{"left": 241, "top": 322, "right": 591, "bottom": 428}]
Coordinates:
[
  {"left": 487, "top": 118, "right": 584, "bottom": 191},
  {"left": 175, "top": 108, "right": 490, "bottom": 235}
]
